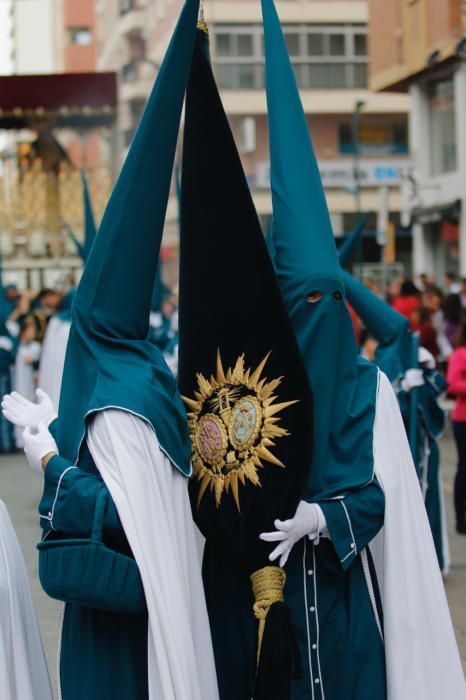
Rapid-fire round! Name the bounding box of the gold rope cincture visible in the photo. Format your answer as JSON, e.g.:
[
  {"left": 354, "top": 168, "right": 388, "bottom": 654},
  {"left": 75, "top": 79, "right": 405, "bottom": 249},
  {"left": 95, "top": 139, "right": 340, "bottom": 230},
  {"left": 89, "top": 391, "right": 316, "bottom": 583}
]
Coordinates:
[
  {"left": 251, "top": 566, "right": 286, "bottom": 666},
  {"left": 197, "top": 1, "right": 209, "bottom": 34}
]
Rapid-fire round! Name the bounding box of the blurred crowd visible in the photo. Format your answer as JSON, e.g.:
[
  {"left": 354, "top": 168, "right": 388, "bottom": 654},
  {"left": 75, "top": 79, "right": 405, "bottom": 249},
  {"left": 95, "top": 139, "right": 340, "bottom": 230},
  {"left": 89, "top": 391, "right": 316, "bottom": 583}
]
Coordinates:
[
  {"left": 0, "top": 282, "right": 179, "bottom": 453},
  {"left": 358, "top": 271, "right": 466, "bottom": 367},
  {"left": 356, "top": 270, "right": 466, "bottom": 536}
]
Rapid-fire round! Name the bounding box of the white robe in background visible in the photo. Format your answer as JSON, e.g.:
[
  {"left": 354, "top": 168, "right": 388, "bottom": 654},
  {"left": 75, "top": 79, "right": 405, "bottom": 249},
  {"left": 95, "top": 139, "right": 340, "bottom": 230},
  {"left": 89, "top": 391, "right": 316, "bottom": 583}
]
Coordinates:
[
  {"left": 87, "top": 409, "right": 219, "bottom": 700},
  {"left": 371, "top": 372, "right": 466, "bottom": 699},
  {"left": 14, "top": 341, "right": 41, "bottom": 448},
  {"left": 38, "top": 316, "right": 71, "bottom": 409},
  {"left": 0, "top": 500, "right": 52, "bottom": 700}
]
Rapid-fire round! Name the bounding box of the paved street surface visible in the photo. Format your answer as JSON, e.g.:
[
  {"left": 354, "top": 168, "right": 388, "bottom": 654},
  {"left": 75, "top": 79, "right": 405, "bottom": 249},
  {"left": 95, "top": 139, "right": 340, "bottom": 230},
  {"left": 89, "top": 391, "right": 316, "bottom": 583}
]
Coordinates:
[{"left": 0, "top": 428, "right": 465, "bottom": 698}]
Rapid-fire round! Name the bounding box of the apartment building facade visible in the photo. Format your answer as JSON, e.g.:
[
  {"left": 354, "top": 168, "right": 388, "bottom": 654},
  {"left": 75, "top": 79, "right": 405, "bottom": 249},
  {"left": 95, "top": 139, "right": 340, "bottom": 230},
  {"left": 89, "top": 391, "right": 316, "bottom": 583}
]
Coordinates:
[
  {"left": 95, "top": 0, "right": 412, "bottom": 271},
  {"left": 369, "top": 0, "right": 466, "bottom": 280}
]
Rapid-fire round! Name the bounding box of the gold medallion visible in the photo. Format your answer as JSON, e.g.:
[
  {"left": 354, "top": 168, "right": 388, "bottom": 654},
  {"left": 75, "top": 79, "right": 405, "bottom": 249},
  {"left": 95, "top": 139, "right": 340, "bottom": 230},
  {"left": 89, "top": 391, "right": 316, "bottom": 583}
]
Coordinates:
[{"left": 183, "top": 351, "right": 298, "bottom": 511}]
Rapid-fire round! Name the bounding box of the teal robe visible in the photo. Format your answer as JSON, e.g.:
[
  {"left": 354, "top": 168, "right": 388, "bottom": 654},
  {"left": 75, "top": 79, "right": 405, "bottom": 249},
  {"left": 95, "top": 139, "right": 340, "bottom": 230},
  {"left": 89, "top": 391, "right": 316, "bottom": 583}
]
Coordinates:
[
  {"left": 39, "top": 424, "right": 148, "bottom": 700},
  {"left": 204, "top": 478, "right": 386, "bottom": 700},
  {"left": 0, "top": 337, "right": 17, "bottom": 453},
  {"left": 397, "top": 368, "right": 447, "bottom": 570}
]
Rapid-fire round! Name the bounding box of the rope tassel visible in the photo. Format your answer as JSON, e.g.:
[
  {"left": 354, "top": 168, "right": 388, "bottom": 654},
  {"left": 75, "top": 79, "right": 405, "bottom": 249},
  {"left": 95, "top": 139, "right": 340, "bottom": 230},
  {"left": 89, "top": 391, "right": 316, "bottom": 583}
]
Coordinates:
[{"left": 251, "top": 566, "right": 300, "bottom": 700}]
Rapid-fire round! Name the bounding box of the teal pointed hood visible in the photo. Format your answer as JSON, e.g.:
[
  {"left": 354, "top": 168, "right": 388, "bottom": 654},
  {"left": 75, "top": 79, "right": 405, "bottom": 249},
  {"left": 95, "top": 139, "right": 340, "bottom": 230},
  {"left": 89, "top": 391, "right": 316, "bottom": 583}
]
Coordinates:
[
  {"left": 56, "top": 0, "right": 200, "bottom": 474},
  {"left": 67, "top": 173, "right": 97, "bottom": 263},
  {"left": 81, "top": 171, "right": 97, "bottom": 261},
  {"left": 338, "top": 212, "right": 372, "bottom": 267},
  {"left": 262, "top": 2, "right": 341, "bottom": 296},
  {"left": 262, "top": 0, "right": 378, "bottom": 499},
  {"left": 342, "top": 269, "right": 412, "bottom": 382}
]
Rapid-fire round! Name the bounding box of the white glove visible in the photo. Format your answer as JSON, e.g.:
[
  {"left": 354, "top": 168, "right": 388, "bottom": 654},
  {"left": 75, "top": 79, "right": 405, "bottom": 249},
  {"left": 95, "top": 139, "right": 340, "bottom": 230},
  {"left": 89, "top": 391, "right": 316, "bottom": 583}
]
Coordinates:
[
  {"left": 23, "top": 422, "right": 58, "bottom": 474},
  {"left": 0, "top": 336, "right": 13, "bottom": 352},
  {"left": 419, "top": 347, "right": 436, "bottom": 369},
  {"left": 401, "top": 368, "right": 425, "bottom": 393},
  {"left": 2, "top": 389, "right": 57, "bottom": 430},
  {"left": 260, "top": 501, "right": 327, "bottom": 567}
]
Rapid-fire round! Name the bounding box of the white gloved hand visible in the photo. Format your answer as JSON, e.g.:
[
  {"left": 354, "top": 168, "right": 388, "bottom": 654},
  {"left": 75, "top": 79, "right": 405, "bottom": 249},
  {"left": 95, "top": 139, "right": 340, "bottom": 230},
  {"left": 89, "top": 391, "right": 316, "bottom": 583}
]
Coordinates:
[
  {"left": 260, "top": 501, "right": 327, "bottom": 567},
  {"left": 23, "top": 423, "right": 58, "bottom": 474},
  {"left": 0, "top": 336, "right": 13, "bottom": 352},
  {"left": 401, "top": 368, "right": 425, "bottom": 393},
  {"left": 419, "top": 347, "right": 436, "bottom": 369},
  {"left": 2, "top": 389, "right": 57, "bottom": 430}
]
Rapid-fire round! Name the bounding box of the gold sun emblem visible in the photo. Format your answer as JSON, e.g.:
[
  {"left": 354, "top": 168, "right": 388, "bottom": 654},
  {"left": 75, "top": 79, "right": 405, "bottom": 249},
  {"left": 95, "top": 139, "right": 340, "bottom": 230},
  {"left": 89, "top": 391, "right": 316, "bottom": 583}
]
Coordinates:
[{"left": 183, "top": 350, "right": 298, "bottom": 511}]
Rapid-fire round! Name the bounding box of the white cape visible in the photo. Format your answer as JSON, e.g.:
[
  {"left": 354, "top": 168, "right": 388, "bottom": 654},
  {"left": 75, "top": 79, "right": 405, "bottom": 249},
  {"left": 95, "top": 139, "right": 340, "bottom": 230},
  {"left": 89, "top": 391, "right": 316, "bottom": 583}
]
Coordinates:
[
  {"left": 0, "top": 501, "right": 52, "bottom": 700},
  {"left": 371, "top": 372, "right": 466, "bottom": 699},
  {"left": 38, "top": 316, "right": 71, "bottom": 409},
  {"left": 14, "top": 341, "right": 42, "bottom": 448},
  {"left": 87, "top": 409, "right": 219, "bottom": 700}
]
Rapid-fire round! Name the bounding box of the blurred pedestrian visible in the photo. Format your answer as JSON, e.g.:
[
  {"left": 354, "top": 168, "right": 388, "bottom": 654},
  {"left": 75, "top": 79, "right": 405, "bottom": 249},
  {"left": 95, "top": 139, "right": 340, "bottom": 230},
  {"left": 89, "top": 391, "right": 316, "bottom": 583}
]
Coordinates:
[
  {"left": 460, "top": 278, "right": 466, "bottom": 308},
  {"left": 425, "top": 287, "right": 452, "bottom": 361},
  {"left": 411, "top": 305, "right": 439, "bottom": 359},
  {"left": 447, "top": 318, "right": 466, "bottom": 534},
  {"left": 445, "top": 271, "right": 461, "bottom": 294},
  {"left": 38, "top": 288, "right": 75, "bottom": 409},
  {"left": 391, "top": 279, "right": 422, "bottom": 320},
  {"left": 13, "top": 317, "right": 41, "bottom": 448},
  {"left": 444, "top": 294, "right": 462, "bottom": 347}
]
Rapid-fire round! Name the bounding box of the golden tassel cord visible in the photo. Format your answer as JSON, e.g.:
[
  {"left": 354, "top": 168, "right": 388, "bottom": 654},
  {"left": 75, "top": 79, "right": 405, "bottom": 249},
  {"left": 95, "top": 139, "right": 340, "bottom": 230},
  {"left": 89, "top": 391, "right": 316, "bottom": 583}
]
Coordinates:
[
  {"left": 197, "top": 1, "right": 209, "bottom": 34},
  {"left": 250, "top": 565, "right": 286, "bottom": 665}
]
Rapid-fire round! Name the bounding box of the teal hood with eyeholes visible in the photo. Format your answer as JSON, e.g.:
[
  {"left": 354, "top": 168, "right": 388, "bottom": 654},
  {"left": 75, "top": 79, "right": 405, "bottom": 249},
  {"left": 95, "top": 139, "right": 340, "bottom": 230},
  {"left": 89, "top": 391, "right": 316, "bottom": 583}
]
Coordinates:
[
  {"left": 55, "top": 0, "right": 199, "bottom": 475},
  {"left": 262, "top": 0, "right": 378, "bottom": 499}
]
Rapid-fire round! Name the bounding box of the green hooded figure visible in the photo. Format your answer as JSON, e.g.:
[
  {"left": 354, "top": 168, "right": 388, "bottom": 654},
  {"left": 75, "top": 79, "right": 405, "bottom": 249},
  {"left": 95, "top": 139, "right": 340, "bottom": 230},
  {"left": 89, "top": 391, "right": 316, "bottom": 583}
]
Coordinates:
[
  {"left": 1, "top": 3, "right": 220, "bottom": 699},
  {"left": 259, "top": 5, "right": 466, "bottom": 700},
  {"left": 341, "top": 268, "right": 449, "bottom": 573},
  {"left": 260, "top": 1, "right": 387, "bottom": 698}
]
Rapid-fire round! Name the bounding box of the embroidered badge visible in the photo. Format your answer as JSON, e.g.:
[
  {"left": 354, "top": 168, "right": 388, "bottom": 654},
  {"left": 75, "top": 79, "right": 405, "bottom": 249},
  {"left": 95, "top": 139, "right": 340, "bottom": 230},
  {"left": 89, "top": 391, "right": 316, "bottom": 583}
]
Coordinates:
[{"left": 183, "top": 351, "right": 297, "bottom": 511}]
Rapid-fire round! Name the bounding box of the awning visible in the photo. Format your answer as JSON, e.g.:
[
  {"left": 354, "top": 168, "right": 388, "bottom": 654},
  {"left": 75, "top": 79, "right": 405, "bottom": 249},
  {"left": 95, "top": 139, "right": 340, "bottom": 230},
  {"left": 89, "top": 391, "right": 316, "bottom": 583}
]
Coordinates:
[
  {"left": 412, "top": 199, "right": 461, "bottom": 225},
  {"left": 0, "top": 72, "right": 117, "bottom": 129}
]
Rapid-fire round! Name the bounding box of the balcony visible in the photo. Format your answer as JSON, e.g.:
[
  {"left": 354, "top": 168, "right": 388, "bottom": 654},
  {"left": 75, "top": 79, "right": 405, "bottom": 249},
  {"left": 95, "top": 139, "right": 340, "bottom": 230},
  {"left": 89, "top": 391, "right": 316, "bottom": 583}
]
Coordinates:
[
  {"left": 117, "top": 0, "right": 145, "bottom": 36},
  {"left": 119, "top": 60, "right": 155, "bottom": 102}
]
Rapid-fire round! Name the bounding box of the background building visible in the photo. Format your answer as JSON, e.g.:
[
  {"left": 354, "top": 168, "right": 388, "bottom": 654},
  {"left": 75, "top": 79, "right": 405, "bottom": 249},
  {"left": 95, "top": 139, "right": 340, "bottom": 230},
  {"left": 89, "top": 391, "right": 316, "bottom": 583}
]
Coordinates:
[
  {"left": 95, "top": 0, "right": 412, "bottom": 276},
  {"left": 369, "top": 0, "right": 466, "bottom": 281},
  {"left": 0, "top": 0, "right": 112, "bottom": 288}
]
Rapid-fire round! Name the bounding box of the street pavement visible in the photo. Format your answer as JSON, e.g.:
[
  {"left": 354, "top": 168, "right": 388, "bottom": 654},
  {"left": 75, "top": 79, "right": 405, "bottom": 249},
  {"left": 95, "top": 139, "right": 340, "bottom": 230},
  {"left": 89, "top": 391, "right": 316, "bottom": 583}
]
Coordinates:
[{"left": 0, "top": 428, "right": 465, "bottom": 697}]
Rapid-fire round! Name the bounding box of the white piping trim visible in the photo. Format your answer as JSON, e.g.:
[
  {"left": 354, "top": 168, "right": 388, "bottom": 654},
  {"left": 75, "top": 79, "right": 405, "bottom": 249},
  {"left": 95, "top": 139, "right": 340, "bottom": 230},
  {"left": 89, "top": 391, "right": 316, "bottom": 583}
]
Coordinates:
[
  {"left": 312, "top": 547, "right": 325, "bottom": 698},
  {"left": 303, "top": 539, "right": 315, "bottom": 700},
  {"left": 39, "top": 465, "right": 78, "bottom": 528},
  {"left": 81, "top": 406, "right": 193, "bottom": 478},
  {"left": 340, "top": 501, "right": 357, "bottom": 554},
  {"left": 361, "top": 549, "right": 384, "bottom": 642},
  {"left": 340, "top": 550, "right": 355, "bottom": 564}
]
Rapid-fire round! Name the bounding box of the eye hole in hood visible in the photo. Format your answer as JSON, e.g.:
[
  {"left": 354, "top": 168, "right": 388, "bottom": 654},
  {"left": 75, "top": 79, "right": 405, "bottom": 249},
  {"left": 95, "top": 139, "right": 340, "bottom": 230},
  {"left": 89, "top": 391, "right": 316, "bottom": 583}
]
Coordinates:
[{"left": 306, "top": 291, "right": 323, "bottom": 304}]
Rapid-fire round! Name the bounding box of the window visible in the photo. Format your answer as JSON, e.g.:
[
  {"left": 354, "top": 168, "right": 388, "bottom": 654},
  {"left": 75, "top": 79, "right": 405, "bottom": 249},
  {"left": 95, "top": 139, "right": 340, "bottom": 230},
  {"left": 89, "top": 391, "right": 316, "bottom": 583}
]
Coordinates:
[
  {"left": 329, "top": 34, "right": 345, "bottom": 56},
  {"left": 213, "top": 24, "right": 368, "bottom": 90},
  {"left": 428, "top": 76, "right": 457, "bottom": 175},
  {"left": 285, "top": 33, "right": 300, "bottom": 56},
  {"left": 307, "top": 34, "right": 323, "bottom": 56},
  {"left": 354, "top": 34, "right": 367, "bottom": 56},
  {"left": 238, "top": 34, "right": 253, "bottom": 57},
  {"left": 216, "top": 34, "right": 232, "bottom": 57},
  {"left": 69, "top": 27, "right": 92, "bottom": 46},
  {"left": 119, "top": 0, "right": 136, "bottom": 14}
]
